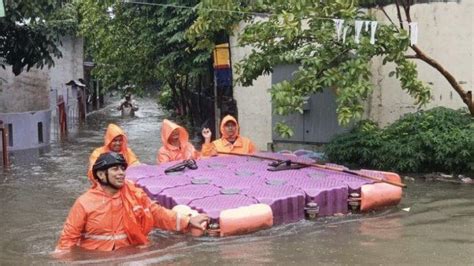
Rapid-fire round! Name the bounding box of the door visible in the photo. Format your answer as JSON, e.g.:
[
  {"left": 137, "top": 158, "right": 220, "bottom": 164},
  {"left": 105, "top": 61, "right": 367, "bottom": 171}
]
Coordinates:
[{"left": 272, "top": 64, "right": 350, "bottom": 143}]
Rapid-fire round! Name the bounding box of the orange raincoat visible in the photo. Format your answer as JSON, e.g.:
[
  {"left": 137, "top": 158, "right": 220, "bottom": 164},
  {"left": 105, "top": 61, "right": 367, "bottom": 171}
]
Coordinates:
[
  {"left": 87, "top": 124, "right": 139, "bottom": 181},
  {"left": 201, "top": 115, "right": 257, "bottom": 156},
  {"left": 56, "top": 180, "right": 190, "bottom": 251},
  {"left": 157, "top": 119, "right": 199, "bottom": 163}
]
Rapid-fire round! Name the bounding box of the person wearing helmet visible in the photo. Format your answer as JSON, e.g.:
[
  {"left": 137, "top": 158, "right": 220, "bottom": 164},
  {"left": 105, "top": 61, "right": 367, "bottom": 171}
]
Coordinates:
[
  {"left": 87, "top": 123, "right": 139, "bottom": 182},
  {"left": 201, "top": 115, "right": 257, "bottom": 156},
  {"left": 55, "top": 152, "right": 208, "bottom": 252},
  {"left": 157, "top": 119, "right": 200, "bottom": 163}
]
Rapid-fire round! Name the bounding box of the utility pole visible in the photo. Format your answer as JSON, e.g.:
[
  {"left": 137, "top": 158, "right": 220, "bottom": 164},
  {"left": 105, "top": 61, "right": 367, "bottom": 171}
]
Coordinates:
[{"left": 213, "top": 43, "right": 232, "bottom": 138}]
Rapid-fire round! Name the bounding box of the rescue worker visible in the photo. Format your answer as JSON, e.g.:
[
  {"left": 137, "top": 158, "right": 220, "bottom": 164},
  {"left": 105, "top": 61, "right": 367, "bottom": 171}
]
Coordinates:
[
  {"left": 201, "top": 115, "right": 257, "bottom": 156},
  {"left": 55, "top": 152, "right": 208, "bottom": 252},
  {"left": 87, "top": 123, "right": 139, "bottom": 180},
  {"left": 157, "top": 119, "right": 200, "bottom": 163}
]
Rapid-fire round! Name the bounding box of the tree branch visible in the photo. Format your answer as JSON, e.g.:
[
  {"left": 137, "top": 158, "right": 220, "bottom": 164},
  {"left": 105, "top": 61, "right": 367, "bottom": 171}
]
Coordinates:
[
  {"left": 403, "top": 1, "right": 411, "bottom": 24},
  {"left": 410, "top": 45, "right": 473, "bottom": 114},
  {"left": 379, "top": 6, "right": 397, "bottom": 28},
  {"left": 394, "top": 0, "right": 405, "bottom": 29},
  {"left": 398, "top": 0, "right": 473, "bottom": 115}
]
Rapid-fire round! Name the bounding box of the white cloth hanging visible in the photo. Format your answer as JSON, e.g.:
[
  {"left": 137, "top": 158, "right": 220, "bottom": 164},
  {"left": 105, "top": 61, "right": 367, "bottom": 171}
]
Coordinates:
[
  {"left": 333, "top": 19, "right": 345, "bottom": 41},
  {"left": 364, "top": 20, "right": 370, "bottom": 32},
  {"left": 409, "top": 22, "right": 418, "bottom": 45},
  {"left": 342, "top": 26, "right": 349, "bottom": 43},
  {"left": 354, "top": 20, "right": 364, "bottom": 44},
  {"left": 370, "top": 21, "right": 378, "bottom": 44}
]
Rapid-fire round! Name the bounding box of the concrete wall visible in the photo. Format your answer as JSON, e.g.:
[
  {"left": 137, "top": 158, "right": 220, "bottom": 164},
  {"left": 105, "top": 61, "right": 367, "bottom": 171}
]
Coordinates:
[
  {"left": 230, "top": 21, "right": 273, "bottom": 151},
  {"left": 0, "top": 36, "right": 83, "bottom": 151},
  {"left": 0, "top": 68, "right": 50, "bottom": 113},
  {"left": 367, "top": 1, "right": 473, "bottom": 126},
  {"left": 50, "top": 36, "right": 84, "bottom": 93}
]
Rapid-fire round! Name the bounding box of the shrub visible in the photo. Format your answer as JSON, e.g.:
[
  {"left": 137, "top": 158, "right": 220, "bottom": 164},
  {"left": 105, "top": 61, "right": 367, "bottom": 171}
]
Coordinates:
[{"left": 325, "top": 107, "right": 474, "bottom": 174}]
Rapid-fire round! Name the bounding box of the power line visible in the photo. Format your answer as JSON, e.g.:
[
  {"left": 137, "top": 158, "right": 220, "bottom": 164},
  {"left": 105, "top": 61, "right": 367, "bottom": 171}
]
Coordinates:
[
  {"left": 122, "top": 1, "right": 402, "bottom": 24},
  {"left": 123, "top": 1, "right": 271, "bottom": 17}
]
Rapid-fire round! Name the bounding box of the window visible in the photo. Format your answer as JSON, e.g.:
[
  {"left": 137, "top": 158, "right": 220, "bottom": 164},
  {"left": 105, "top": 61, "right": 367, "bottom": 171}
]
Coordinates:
[
  {"left": 8, "top": 123, "right": 13, "bottom": 146},
  {"left": 38, "top": 122, "right": 43, "bottom": 143}
]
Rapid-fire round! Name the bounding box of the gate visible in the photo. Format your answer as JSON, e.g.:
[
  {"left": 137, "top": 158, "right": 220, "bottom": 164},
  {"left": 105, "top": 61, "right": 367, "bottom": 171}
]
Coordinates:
[{"left": 271, "top": 64, "right": 351, "bottom": 144}]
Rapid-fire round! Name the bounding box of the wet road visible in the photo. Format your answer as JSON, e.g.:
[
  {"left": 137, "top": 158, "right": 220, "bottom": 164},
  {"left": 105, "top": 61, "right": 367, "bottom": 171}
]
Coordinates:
[{"left": 0, "top": 97, "right": 473, "bottom": 265}]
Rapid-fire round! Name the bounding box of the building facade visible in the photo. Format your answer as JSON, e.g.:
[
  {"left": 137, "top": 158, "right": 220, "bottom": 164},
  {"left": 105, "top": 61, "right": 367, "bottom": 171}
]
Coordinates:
[{"left": 0, "top": 36, "right": 84, "bottom": 151}]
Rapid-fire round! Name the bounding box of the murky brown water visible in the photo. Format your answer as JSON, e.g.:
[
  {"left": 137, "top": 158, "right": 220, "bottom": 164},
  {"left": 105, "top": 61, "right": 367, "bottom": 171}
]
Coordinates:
[{"left": 0, "top": 98, "right": 473, "bottom": 265}]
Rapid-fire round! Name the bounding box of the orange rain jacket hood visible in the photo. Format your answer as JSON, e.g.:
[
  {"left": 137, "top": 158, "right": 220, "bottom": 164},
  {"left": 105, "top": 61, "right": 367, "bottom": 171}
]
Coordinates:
[
  {"left": 202, "top": 115, "right": 257, "bottom": 156},
  {"left": 87, "top": 124, "right": 139, "bottom": 182},
  {"left": 56, "top": 180, "right": 190, "bottom": 251},
  {"left": 219, "top": 115, "right": 240, "bottom": 139},
  {"left": 157, "top": 119, "right": 199, "bottom": 163}
]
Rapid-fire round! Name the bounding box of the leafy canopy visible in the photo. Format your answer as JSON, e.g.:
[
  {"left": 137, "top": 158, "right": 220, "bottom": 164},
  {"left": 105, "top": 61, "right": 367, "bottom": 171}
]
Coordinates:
[
  {"left": 79, "top": 0, "right": 210, "bottom": 90},
  {"left": 0, "top": 0, "right": 78, "bottom": 75}
]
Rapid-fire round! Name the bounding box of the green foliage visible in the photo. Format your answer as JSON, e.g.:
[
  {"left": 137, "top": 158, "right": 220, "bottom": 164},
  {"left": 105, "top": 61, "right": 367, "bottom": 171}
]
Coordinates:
[
  {"left": 158, "top": 84, "right": 174, "bottom": 111},
  {"left": 187, "top": 0, "right": 246, "bottom": 51},
  {"left": 275, "top": 121, "right": 294, "bottom": 138},
  {"left": 79, "top": 0, "right": 210, "bottom": 92},
  {"left": 0, "top": 0, "right": 79, "bottom": 75},
  {"left": 325, "top": 107, "right": 474, "bottom": 174},
  {"left": 189, "top": 0, "right": 432, "bottom": 136}
]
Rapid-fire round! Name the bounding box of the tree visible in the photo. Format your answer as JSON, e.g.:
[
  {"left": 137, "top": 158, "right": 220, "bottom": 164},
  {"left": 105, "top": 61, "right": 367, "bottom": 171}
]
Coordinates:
[
  {"left": 79, "top": 0, "right": 211, "bottom": 123},
  {"left": 0, "top": 0, "right": 78, "bottom": 75},
  {"left": 189, "top": 0, "right": 470, "bottom": 137},
  {"left": 363, "top": 0, "right": 473, "bottom": 116}
]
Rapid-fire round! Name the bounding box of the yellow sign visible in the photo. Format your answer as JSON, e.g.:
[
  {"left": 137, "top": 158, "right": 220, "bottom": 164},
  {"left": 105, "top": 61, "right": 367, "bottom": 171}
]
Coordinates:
[{"left": 213, "top": 43, "right": 230, "bottom": 68}]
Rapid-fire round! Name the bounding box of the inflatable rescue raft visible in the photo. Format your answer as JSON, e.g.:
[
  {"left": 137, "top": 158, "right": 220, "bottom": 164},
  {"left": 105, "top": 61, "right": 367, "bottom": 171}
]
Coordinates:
[{"left": 126, "top": 152, "right": 403, "bottom": 237}]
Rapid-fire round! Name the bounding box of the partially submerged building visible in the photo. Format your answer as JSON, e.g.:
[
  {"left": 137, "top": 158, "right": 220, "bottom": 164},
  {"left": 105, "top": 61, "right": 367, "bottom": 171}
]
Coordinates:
[{"left": 0, "top": 36, "right": 84, "bottom": 151}]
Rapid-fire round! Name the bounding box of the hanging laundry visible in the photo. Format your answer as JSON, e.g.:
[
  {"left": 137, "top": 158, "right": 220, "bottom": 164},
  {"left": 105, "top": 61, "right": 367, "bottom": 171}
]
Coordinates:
[
  {"left": 354, "top": 20, "right": 364, "bottom": 44},
  {"left": 364, "top": 20, "right": 371, "bottom": 32},
  {"left": 330, "top": 18, "right": 417, "bottom": 46},
  {"left": 370, "top": 21, "right": 378, "bottom": 44},
  {"left": 409, "top": 22, "right": 418, "bottom": 45},
  {"left": 333, "top": 19, "right": 345, "bottom": 41},
  {"left": 342, "top": 26, "right": 349, "bottom": 44}
]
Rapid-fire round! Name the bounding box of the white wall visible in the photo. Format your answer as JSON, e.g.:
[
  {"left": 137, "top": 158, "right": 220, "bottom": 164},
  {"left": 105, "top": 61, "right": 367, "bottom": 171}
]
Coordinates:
[
  {"left": 368, "top": 1, "right": 473, "bottom": 126},
  {"left": 49, "top": 36, "right": 84, "bottom": 93},
  {"left": 230, "top": 21, "right": 273, "bottom": 151}
]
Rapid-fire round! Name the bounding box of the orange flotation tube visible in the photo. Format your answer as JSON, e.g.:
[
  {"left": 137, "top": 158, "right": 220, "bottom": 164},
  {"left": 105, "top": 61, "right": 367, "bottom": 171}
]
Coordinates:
[
  {"left": 219, "top": 204, "right": 273, "bottom": 237},
  {"left": 360, "top": 171, "right": 403, "bottom": 211},
  {"left": 173, "top": 204, "right": 273, "bottom": 237}
]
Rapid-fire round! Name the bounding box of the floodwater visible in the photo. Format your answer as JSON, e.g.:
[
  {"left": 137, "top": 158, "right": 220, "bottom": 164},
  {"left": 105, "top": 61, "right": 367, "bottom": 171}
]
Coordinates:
[{"left": 0, "top": 97, "right": 472, "bottom": 265}]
